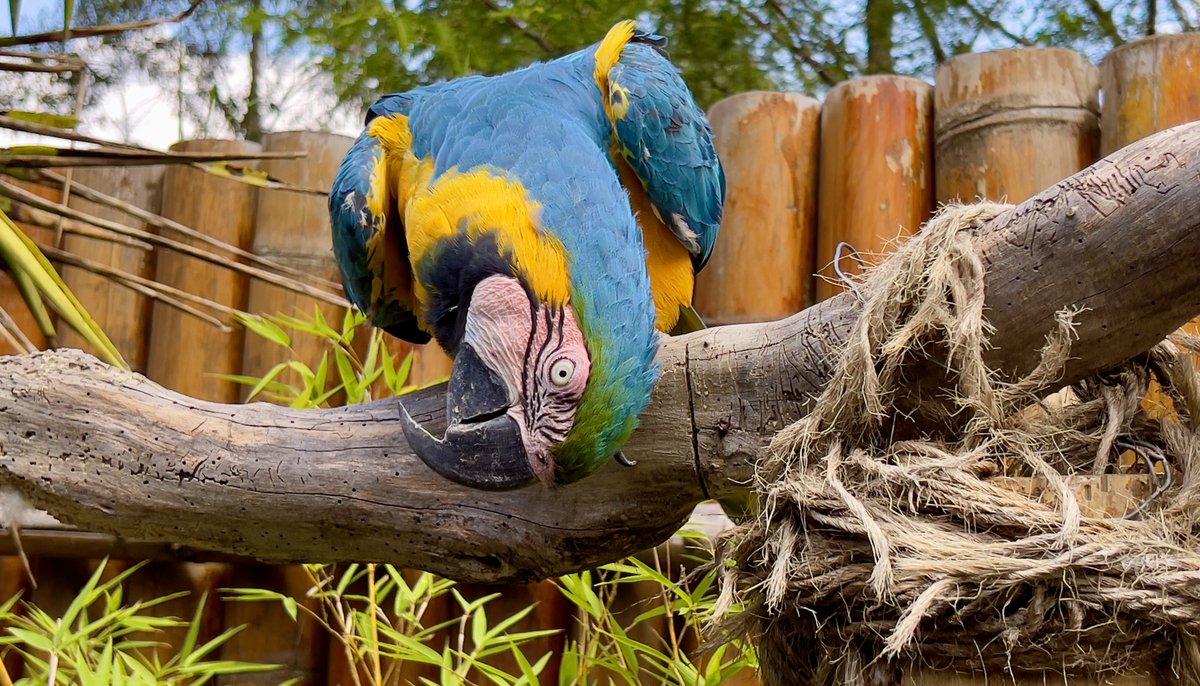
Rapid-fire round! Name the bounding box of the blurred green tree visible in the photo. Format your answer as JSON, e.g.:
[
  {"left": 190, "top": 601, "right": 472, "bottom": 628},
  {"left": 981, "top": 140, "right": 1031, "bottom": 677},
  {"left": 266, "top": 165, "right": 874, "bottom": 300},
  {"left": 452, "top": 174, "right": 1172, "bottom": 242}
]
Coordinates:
[{"left": 9, "top": 0, "right": 1197, "bottom": 131}]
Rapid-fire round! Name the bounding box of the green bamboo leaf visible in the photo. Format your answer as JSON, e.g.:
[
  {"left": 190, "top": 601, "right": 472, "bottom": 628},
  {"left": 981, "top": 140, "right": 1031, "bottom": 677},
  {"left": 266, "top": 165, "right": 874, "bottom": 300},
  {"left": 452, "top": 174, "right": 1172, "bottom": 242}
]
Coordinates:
[
  {"left": 0, "top": 209, "right": 125, "bottom": 367},
  {"left": 7, "top": 627, "right": 52, "bottom": 652},
  {"left": 93, "top": 637, "right": 114, "bottom": 686},
  {"left": 13, "top": 222, "right": 122, "bottom": 362},
  {"left": 201, "top": 161, "right": 325, "bottom": 195},
  {"left": 281, "top": 596, "right": 297, "bottom": 623},
  {"left": 63, "top": 0, "right": 75, "bottom": 41},
  {"left": 8, "top": 0, "right": 19, "bottom": 37},
  {"left": 1, "top": 110, "right": 79, "bottom": 130},
  {"left": 2, "top": 144, "right": 56, "bottom": 155},
  {"left": 176, "top": 592, "right": 208, "bottom": 662},
  {"left": 235, "top": 312, "right": 291, "bottom": 348},
  {"left": 8, "top": 264, "right": 52, "bottom": 336}
]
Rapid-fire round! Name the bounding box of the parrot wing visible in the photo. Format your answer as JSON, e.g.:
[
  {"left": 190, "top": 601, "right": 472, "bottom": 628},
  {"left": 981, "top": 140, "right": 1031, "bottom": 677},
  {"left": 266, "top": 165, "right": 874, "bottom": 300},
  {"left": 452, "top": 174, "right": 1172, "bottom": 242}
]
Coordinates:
[
  {"left": 329, "top": 88, "right": 451, "bottom": 344},
  {"left": 605, "top": 33, "right": 725, "bottom": 272}
]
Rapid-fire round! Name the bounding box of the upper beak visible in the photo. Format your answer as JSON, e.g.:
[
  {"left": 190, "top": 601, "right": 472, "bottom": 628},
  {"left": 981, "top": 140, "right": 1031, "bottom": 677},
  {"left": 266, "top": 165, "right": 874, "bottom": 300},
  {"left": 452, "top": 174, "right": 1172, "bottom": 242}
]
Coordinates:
[{"left": 399, "top": 344, "right": 537, "bottom": 490}]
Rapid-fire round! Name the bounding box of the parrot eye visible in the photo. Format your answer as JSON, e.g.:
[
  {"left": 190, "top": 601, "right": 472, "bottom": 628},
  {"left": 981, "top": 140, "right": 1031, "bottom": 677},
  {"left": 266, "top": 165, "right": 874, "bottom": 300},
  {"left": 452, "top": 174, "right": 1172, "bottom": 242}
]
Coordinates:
[{"left": 549, "top": 358, "right": 576, "bottom": 387}]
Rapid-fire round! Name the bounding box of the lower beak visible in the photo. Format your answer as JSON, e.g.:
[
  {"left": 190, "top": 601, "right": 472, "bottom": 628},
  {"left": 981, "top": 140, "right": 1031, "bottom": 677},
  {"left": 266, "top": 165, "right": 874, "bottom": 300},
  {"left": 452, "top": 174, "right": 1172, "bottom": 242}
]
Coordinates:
[{"left": 399, "top": 344, "right": 537, "bottom": 490}]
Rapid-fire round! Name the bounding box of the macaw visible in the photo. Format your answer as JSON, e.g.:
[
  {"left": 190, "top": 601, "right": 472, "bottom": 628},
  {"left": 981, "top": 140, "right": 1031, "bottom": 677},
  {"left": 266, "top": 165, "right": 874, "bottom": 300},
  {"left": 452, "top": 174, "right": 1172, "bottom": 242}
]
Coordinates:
[{"left": 328, "top": 20, "right": 724, "bottom": 489}]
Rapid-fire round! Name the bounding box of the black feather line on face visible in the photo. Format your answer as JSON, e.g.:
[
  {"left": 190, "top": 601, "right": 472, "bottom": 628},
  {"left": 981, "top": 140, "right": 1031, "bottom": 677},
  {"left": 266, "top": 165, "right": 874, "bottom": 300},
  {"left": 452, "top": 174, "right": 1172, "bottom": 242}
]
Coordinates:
[{"left": 418, "top": 229, "right": 536, "bottom": 355}]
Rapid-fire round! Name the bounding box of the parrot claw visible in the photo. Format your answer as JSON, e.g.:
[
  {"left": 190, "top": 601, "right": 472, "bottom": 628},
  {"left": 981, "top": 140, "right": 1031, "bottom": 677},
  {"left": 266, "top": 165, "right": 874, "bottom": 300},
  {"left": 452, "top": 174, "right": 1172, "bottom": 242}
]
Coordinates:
[{"left": 613, "top": 451, "right": 637, "bottom": 468}]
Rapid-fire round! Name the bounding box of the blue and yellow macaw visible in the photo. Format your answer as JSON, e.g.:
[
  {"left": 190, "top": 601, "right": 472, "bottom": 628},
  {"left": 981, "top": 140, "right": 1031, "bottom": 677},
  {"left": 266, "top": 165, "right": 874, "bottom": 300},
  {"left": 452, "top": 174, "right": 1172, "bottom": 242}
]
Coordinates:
[{"left": 329, "top": 21, "right": 724, "bottom": 489}]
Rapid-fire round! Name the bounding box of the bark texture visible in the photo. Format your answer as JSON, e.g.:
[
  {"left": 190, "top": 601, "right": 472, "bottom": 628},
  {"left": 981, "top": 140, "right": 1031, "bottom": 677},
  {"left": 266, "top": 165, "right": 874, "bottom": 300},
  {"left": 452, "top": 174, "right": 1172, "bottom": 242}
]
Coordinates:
[{"left": 0, "top": 124, "right": 1199, "bottom": 583}]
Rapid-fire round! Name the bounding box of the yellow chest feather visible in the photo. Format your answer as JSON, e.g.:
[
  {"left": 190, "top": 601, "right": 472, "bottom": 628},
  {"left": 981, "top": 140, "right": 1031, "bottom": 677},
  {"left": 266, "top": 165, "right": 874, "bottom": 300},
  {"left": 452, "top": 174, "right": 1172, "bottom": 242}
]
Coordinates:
[{"left": 615, "top": 157, "right": 694, "bottom": 332}]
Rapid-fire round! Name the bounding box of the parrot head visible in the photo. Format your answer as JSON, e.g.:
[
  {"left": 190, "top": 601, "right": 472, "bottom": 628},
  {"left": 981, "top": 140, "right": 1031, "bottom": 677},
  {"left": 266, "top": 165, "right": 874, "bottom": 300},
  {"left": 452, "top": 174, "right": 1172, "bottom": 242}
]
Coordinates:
[
  {"left": 398, "top": 235, "right": 659, "bottom": 491},
  {"left": 381, "top": 156, "right": 660, "bottom": 491}
]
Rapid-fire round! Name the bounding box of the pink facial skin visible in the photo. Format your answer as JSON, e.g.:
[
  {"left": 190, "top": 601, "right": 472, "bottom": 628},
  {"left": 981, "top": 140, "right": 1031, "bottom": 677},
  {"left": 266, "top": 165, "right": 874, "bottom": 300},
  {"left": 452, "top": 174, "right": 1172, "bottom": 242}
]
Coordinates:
[{"left": 461, "top": 275, "right": 591, "bottom": 483}]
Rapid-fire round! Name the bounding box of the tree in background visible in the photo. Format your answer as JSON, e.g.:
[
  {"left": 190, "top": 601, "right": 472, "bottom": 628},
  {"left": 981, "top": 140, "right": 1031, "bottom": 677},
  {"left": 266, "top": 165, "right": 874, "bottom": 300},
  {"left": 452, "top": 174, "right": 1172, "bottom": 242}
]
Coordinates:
[{"left": 11, "top": 0, "right": 1200, "bottom": 138}]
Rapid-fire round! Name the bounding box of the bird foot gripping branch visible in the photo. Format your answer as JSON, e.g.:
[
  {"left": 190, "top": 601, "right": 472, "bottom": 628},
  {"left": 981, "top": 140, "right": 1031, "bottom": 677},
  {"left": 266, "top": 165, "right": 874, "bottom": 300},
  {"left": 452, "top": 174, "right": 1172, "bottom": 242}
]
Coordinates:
[{"left": 329, "top": 20, "right": 724, "bottom": 489}]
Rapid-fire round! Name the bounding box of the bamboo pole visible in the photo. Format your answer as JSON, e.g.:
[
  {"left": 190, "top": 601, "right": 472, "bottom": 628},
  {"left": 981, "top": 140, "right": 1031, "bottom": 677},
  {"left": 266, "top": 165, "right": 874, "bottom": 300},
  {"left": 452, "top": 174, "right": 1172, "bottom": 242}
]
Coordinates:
[
  {"left": 815, "top": 76, "right": 934, "bottom": 301},
  {"left": 58, "top": 166, "right": 163, "bottom": 371},
  {"left": 145, "top": 139, "right": 259, "bottom": 402},
  {"left": 1101, "top": 32, "right": 1200, "bottom": 390},
  {"left": 695, "top": 91, "right": 821, "bottom": 322},
  {"left": 935, "top": 48, "right": 1100, "bottom": 205},
  {"left": 241, "top": 131, "right": 352, "bottom": 401},
  {"left": 1100, "top": 33, "right": 1200, "bottom": 155}
]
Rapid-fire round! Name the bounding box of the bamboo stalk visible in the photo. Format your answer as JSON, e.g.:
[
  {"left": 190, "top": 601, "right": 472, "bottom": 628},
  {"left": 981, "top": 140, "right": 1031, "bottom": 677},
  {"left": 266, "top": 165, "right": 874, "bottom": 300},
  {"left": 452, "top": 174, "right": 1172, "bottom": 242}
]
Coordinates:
[
  {"left": 46, "top": 246, "right": 235, "bottom": 331},
  {"left": 37, "top": 170, "right": 342, "bottom": 291},
  {"left": 696, "top": 91, "right": 821, "bottom": 323},
  {"left": 146, "top": 139, "right": 261, "bottom": 402},
  {"left": 242, "top": 131, "right": 353, "bottom": 402},
  {"left": 0, "top": 150, "right": 303, "bottom": 168},
  {"left": 935, "top": 48, "right": 1100, "bottom": 205},
  {"left": 10, "top": 201, "right": 151, "bottom": 249},
  {"left": 56, "top": 165, "right": 162, "bottom": 368},
  {"left": 0, "top": 0, "right": 203, "bottom": 48},
  {"left": 815, "top": 76, "right": 934, "bottom": 301},
  {"left": 0, "top": 178, "right": 348, "bottom": 307}
]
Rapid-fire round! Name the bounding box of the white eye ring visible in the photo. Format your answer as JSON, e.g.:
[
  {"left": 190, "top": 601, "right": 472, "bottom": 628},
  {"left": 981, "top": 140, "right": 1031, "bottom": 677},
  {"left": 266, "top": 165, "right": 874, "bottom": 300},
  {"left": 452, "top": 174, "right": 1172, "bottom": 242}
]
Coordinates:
[{"left": 549, "top": 358, "right": 576, "bottom": 387}]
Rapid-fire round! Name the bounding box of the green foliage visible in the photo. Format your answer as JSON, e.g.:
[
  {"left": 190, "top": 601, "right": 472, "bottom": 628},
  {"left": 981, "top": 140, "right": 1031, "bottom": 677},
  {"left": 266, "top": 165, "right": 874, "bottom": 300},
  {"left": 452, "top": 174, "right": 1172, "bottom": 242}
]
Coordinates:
[
  {"left": 273, "top": 0, "right": 772, "bottom": 108},
  {"left": 228, "top": 307, "right": 415, "bottom": 407},
  {"left": 222, "top": 552, "right": 754, "bottom": 685},
  {"left": 227, "top": 564, "right": 559, "bottom": 685},
  {"left": 225, "top": 306, "right": 756, "bottom": 684},
  {"left": 0, "top": 560, "right": 281, "bottom": 685},
  {"left": 558, "top": 547, "right": 756, "bottom": 685},
  {"left": 16, "top": 0, "right": 1200, "bottom": 132},
  {"left": 0, "top": 205, "right": 123, "bottom": 370}
]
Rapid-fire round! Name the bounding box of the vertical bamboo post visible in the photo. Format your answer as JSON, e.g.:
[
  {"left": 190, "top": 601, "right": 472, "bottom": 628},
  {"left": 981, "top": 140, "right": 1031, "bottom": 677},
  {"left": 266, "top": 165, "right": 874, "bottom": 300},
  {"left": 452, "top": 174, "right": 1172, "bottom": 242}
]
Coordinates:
[
  {"left": 695, "top": 91, "right": 821, "bottom": 322},
  {"left": 815, "top": 76, "right": 934, "bottom": 301},
  {"left": 145, "top": 139, "right": 259, "bottom": 402},
  {"left": 935, "top": 49, "right": 1100, "bottom": 205},
  {"left": 1102, "top": 33, "right": 1200, "bottom": 394},
  {"left": 1100, "top": 33, "right": 1200, "bottom": 155},
  {"left": 59, "top": 166, "right": 164, "bottom": 371},
  {"left": 241, "top": 131, "right": 352, "bottom": 400}
]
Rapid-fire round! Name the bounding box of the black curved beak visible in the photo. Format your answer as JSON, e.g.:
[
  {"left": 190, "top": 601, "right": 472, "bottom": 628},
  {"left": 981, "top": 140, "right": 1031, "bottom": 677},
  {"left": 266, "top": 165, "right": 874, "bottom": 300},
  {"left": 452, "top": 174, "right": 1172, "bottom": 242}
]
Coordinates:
[{"left": 399, "top": 345, "right": 537, "bottom": 490}]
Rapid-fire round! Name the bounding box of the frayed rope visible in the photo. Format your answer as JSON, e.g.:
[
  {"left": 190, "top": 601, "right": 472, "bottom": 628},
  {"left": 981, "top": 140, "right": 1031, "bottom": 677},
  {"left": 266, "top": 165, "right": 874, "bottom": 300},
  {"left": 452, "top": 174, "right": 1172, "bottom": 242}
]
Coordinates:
[{"left": 712, "top": 203, "right": 1200, "bottom": 685}]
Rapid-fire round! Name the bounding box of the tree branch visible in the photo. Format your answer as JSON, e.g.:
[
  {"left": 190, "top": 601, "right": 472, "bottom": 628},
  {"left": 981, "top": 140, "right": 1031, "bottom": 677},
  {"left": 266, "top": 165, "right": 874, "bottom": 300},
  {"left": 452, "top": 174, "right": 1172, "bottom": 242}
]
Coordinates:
[
  {"left": 962, "top": 0, "right": 1034, "bottom": 46},
  {"left": 741, "top": 3, "right": 842, "bottom": 86},
  {"left": 1082, "top": 0, "right": 1126, "bottom": 45},
  {"left": 478, "top": 0, "right": 557, "bottom": 54},
  {"left": 1167, "top": 0, "right": 1195, "bottom": 30},
  {"left": 1, "top": 124, "right": 1200, "bottom": 583},
  {"left": 910, "top": 0, "right": 947, "bottom": 64},
  {"left": 0, "top": 0, "right": 204, "bottom": 48}
]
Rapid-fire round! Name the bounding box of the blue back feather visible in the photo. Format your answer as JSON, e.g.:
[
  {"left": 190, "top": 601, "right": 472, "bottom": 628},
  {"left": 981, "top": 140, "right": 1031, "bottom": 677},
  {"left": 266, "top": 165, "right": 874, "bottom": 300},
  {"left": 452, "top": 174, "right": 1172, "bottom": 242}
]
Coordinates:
[{"left": 330, "top": 30, "right": 719, "bottom": 476}]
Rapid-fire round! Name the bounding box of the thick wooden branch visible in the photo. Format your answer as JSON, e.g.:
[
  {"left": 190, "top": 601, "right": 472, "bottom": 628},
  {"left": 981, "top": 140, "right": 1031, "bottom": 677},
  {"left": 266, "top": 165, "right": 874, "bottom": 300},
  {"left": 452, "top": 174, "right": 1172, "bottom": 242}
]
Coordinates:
[{"left": 2, "top": 125, "right": 1200, "bottom": 582}]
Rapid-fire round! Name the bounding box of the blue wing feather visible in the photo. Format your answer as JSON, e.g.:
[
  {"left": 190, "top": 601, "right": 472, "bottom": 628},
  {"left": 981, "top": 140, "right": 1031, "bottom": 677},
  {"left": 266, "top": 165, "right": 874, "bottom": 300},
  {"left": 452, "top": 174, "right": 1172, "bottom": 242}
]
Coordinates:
[
  {"left": 608, "top": 35, "right": 725, "bottom": 271},
  {"left": 329, "top": 95, "right": 432, "bottom": 343}
]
